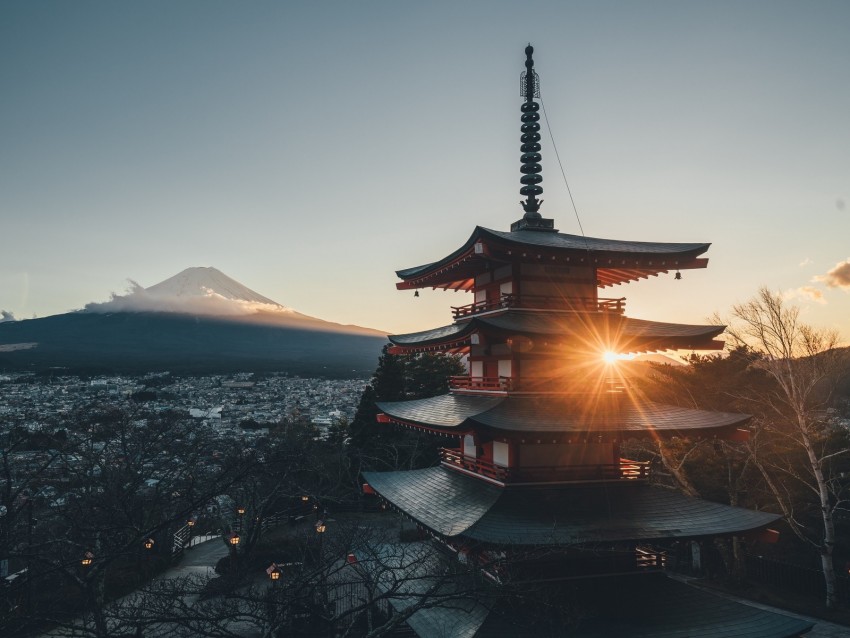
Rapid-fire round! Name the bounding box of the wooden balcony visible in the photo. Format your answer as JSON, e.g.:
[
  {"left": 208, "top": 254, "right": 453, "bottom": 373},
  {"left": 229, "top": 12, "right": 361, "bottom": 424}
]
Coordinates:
[
  {"left": 449, "top": 376, "right": 627, "bottom": 395},
  {"left": 440, "top": 448, "right": 651, "bottom": 484},
  {"left": 451, "top": 294, "right": 626, "bottom": 319}
]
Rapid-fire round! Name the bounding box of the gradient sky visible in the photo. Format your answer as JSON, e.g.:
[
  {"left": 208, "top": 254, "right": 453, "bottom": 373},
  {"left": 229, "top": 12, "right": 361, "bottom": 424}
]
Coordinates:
[{"left": 2, "top": 1, "right": 849, "bottom": 340}]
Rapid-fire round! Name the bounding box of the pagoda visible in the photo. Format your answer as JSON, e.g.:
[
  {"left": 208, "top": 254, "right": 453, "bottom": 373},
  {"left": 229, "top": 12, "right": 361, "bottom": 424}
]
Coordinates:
[{"left": 362, "top": 46, "right": 813, "bottom": 637}]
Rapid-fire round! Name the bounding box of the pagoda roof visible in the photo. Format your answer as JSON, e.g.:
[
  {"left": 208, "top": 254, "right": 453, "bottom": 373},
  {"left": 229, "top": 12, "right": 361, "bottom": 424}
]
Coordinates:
[
  {"left": 396, "top": 226, "right": 710, "bottom": 290},
  {"left": 363, "top": 466, "right": 780, "bottom": 545},
  {"left": 389, "top": 310, "right": 724, "bottom": 353},
  {"left": 376, "top": 394, "right": 749, "bottom": 436}
]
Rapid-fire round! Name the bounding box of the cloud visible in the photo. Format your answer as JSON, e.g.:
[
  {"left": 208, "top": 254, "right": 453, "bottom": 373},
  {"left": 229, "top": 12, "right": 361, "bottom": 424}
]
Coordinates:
[
  {"left": 84, "top": 280, "right": 293, "bottom": 317},
  {"left": 813, "top": 258, "right": 850, "bottom": 290},
  {"left": 0, "top": 310, "right": 16, "bottom": 323},
  {"left": 798, "top": 286, "right": 825, "bottom": 302},
  {"left": 786, "top": 286, "right": 826, "bottom": 304},
  {"left": 799, "top": 257, "right": 813, "bottom": 267}
]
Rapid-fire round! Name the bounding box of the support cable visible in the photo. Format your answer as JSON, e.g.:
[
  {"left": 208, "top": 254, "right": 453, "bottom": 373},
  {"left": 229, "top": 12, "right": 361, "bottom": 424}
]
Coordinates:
[{"left": 540, "top": 98, "right": 591, "bottom": 254}]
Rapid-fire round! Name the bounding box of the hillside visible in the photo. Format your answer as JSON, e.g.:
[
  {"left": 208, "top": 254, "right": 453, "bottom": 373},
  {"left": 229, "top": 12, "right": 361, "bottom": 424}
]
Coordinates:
[{"left": 0, "top": 311, "right": 386, "bottom": 376}]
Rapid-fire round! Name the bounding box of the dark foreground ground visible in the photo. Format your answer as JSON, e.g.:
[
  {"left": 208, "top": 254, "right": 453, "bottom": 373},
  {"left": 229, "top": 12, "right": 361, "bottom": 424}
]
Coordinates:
[{"left": 694, "top": 576, "right": 850, "bottom": 629}]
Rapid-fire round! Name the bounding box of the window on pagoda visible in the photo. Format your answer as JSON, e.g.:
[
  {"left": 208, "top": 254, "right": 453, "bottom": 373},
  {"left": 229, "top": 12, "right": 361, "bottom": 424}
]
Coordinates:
[
  {"left": 463, "top": 434, "right": 476, "bottom": 458},
  {"left": 493, "top": 441, "right": 509, "bottom": 467}
]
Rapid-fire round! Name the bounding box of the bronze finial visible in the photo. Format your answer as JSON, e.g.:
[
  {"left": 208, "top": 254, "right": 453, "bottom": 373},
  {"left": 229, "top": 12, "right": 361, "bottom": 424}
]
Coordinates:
[{"left": 519, "top": 44, "right": 543, "bottom": 218}]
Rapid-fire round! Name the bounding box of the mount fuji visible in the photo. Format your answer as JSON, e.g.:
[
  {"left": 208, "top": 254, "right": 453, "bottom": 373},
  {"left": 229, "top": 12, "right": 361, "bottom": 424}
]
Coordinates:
[
  {"left": 0, "top": 268, "right": 387, "bottom": 375},
  {"left": 83, "top": 266, "right": 380, "bottom": 334},
  {"left": 144, "top": 267, "right": 285, "bottom": 306}
]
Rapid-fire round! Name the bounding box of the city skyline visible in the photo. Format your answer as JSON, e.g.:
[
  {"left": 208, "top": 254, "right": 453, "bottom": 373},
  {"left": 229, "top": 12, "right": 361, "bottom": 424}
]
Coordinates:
[{"left": 2, "top": 1, "right": 849, "bottom": 339}]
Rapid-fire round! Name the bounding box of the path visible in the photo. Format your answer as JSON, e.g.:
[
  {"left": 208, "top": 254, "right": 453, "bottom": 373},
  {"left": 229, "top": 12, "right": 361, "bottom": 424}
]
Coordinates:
[{"left": 35, "top": 536, "right": 228, "bottom": 637}]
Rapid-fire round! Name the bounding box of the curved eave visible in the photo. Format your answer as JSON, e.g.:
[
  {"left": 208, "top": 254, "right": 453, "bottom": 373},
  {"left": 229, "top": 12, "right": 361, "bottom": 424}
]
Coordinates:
[
  {"left": 473, "top": 398, "right": 751, "bottom": 436},
  {"left": 395, "top": 226, "right": 711, "bottom": 290},
  {"left": 464, "top": 482, "right": 781, "bottom": 546},
  {"left": 376, "top": 394, "right": 502, "bottom": 430},
  {"left": 395, "top": 227, "right": 484, "bottom": 291},
  {"left": 388, "top": 322, "right": 472, "bottom": 349},
  {"left": 363, "top": 466, "right": 780, "bottom": 546},
  {"left": 597, "top": 259, "right": 708, "bottom": 287},
  {"left": 479, "top": 312, "right": 726, "bottom": 351},
  {"left": 387, "top": 311, "right": 726, "bottom": 354},
  {"left": 377, "top": 394, "right": 751, "bottom": 437}
]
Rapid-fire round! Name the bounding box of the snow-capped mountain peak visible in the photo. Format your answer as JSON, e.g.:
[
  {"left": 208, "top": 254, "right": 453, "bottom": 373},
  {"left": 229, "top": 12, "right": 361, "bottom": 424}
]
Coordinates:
[
  {"left": 82, "top": 266, "right": 385, "bottom": 336},
  {"left": 145, "top": 267, "right": 285, "bottom": 308},
  {"left": 84, "top": 267, "right": 297, "bottom": 318}
]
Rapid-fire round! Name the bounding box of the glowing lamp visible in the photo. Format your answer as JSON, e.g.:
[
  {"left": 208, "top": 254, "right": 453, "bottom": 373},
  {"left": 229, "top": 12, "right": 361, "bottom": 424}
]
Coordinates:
[
  {"left": 237, "top": 506, "right": 246, "bottom": 515},
  {"left": 81, "top": 551, "right": 94, "bottom": 567},
  {"left": 315, "top": 520, "right": 326, "bottom": 534},
  {"left": 144, "top": 538, "right": 155, "bottom": 550},
  {"left": 229, "top": 533, "right": 240, "bottom": 546},
  {"left": 267, "top": 563, "right": 282, "bottom": 580}
]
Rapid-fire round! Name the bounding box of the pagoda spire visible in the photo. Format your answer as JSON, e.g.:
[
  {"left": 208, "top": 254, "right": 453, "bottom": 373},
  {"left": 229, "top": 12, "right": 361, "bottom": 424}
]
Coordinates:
[{"left": 511, "top": 44, "right": 556, "bottom": 232}]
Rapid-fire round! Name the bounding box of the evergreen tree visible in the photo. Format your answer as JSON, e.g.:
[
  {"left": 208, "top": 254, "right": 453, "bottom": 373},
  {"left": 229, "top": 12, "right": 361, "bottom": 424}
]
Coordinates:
[{"left": 348, "top": 344, "right": 464, "bottom": 470}]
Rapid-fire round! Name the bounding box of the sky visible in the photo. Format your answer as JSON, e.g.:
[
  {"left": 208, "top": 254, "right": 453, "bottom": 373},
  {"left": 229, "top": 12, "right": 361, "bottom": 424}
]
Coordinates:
[{"left": 1, "top": 1, "right": 849, "bottom": 339}]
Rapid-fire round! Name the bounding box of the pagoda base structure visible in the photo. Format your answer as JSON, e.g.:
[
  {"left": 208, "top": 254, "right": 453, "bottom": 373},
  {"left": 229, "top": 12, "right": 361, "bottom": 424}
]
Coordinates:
[
  {"left": 352, "top": 545, "right": 813, "bottom": 638},
  {"left": 362, "top": 465, "right": 813, "bottom": 638}
]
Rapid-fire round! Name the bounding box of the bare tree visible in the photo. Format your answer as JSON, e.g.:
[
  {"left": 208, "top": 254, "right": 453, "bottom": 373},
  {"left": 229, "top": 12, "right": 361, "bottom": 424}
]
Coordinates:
[
  {"left": 724, "top": 287, "right": 849, "bottom": 608},
  {"left": 65, "top": 517, "right": 489, "bottom": 638},
  {"left": 1, "top": 403, "right": 256, "bottom": 637}
]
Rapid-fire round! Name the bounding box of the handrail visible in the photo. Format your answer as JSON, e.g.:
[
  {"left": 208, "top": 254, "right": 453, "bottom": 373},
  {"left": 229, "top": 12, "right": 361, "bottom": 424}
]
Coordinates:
[
  {"left": 439, "top": 448, "right": 651, "bottom": 483},
  {"left": 635, "top": 546, "right": 667, "bottom": 569},
  {"left": 451, "top": 294, "right": 626, "bottom": 319},
  {"left": 173, "top": 524, "right": 190, "bottom": 556},
  {"left": 449, "top": 376, "right": 627, "bottom": 394},
  {"left": 440, "top": 448, "right": 509, "bottom": 481},
  {"left": 449, "top": 376, "right": 511, "bottom": 391}
]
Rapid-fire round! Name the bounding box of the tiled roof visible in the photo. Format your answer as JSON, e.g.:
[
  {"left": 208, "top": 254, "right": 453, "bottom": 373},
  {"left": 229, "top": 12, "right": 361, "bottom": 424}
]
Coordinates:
[
  {"left": 388, "top": 310, "right": 724, "bottom": 351},
  {"left": 390, "top": 322, "right": 470, "bottom": 346},
  {"left": 378, "top": 394, "right": 503, "bottom": 428},
  {"left": 484, "top": 227, "right": 709, "bottom": 255},
  {"left": 377, "top": 394, "right": 750, "bottom": 435},
  {"left": 465, "top": 482, "right": 780, "bottom": 545},
  {"left": 364, "top": 467, "right": 502, "bottom": 536},
  {"left": 363, "top": 466, "right": 780, "bottom": 545},
  {"left": 396, "top": 226, "right": 710, "bottom": 280}
]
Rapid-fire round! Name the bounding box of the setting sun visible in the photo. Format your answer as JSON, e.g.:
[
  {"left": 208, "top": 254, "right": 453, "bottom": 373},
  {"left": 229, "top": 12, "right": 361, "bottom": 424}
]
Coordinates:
[{"left": 602, "top": 351, "right": 635, "bottom": 364}]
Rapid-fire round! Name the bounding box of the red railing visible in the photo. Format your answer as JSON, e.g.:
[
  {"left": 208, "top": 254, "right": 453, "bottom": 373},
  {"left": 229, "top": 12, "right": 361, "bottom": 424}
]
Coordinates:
[
  {"left": 451, "top": 294, "right": 626, "bottom": 319},
  {"left": 449, "top": 376, "right": 627, "bottom": 395},
  {"left": 440, "top": 448, "right": 651, "bottom": 484},
  {"left": 440, "top": 448, "right": 509, "bottom": 481},
  {"left": 449, "top": 376, "right": 511, "bottom": 392},
  {"left": 635, "top": 546, "right": 667, "bottom": 570}
]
